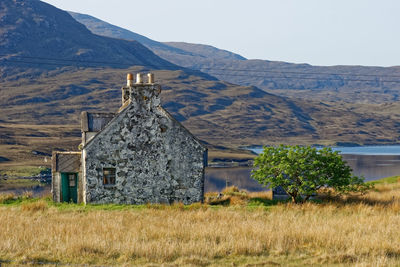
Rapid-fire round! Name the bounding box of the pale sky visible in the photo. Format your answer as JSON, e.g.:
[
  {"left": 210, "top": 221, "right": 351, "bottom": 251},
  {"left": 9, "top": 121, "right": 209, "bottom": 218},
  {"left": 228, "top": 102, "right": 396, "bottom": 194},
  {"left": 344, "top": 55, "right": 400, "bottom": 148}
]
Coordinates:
[{"left": 42, "top": 0, "right": 400, "bottom": 67}]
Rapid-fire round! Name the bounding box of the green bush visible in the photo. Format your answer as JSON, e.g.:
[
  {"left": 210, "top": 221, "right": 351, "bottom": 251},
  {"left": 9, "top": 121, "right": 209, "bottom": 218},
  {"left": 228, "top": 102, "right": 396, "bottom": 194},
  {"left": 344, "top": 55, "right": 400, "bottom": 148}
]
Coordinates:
[{"left": 252, "top": 145, "right": 371, "bottom": 203}]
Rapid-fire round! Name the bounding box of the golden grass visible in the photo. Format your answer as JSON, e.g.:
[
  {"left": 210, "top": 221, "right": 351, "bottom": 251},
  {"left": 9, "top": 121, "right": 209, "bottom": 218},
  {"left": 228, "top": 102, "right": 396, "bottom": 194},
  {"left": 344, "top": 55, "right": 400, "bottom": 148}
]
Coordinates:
[
  {"left": 20, "top": 199, "right": 48, "bottom": 212},
  {"left": 0, "top": 183, "right": 400, "bottom": 266},
  {"left": 207, "top": 148, "right": 256, "bottom": 162},
  {"left": 0, "top": 193, "right": 15, "bottom": 204}
]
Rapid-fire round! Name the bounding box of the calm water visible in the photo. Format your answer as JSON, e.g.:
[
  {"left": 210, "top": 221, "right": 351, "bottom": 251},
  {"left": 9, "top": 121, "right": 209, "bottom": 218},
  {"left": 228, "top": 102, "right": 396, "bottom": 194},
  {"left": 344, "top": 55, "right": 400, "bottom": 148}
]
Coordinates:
[
  {"left": 0, "top": 184, "right": 50, "bottom": 197},
  {"left": 205, "top": 146, "right": 400, "bottom": 192}
]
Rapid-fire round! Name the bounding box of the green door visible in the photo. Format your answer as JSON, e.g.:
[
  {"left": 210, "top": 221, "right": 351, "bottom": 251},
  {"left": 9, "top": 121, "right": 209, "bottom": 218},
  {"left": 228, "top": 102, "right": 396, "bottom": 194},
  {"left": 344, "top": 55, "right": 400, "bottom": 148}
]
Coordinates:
[{"left": 61, "top": 173, "right": 78, "bottom": 203}]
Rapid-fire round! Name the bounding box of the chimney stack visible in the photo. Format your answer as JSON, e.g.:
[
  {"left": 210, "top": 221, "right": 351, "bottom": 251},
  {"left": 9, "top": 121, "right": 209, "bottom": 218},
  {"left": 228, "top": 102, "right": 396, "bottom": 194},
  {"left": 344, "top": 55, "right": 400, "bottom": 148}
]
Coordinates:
[
  {"left": 127, "top": 73, "right": 133, "bottom": 86},
  {"left": 147, "top": 73, "right": 154, "bottom": 84},
  {"left": 120, "top": 72, "right": 161, "bottom": 110},
  {"left": 136, "top": 73, "right": 143, "bottom": 84}
]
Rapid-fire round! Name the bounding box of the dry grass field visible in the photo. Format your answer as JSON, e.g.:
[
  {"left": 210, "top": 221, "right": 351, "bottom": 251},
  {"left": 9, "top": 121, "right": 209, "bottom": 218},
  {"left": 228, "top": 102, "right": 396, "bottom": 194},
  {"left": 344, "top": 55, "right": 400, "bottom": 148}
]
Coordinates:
[{"left": 0, "top": 179, "right": 400, "bottom": 266}]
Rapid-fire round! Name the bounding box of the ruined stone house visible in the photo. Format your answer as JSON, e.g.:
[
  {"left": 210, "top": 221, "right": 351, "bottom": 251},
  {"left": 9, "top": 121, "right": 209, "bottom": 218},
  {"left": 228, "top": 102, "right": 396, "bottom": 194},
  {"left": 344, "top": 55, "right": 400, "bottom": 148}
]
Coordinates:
[{"left": 52, "top": 73, "right": 207, "bottom": 204}]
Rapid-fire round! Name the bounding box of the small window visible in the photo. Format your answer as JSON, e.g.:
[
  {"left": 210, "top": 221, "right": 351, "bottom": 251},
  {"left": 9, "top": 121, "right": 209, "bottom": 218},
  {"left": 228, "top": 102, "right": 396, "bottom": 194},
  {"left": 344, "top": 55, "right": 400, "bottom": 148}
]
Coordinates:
[
  {"left": 103, "top": 168, "right": 116, "bottom": 186},
  {"left": 68, "top": 174, "right": 76, "bottom": 187}
]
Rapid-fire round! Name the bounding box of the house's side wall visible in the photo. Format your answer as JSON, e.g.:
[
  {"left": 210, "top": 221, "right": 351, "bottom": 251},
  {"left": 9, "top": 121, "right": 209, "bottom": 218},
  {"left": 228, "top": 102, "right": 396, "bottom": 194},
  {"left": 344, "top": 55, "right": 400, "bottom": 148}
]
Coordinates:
[
  {"left": 84, "top": 94, "right": 206, "bottom": 204},
  {"left": 158, "top": 108, "right": 206, "bottom": 203},
  {"left": 77, "top": 168, "right": 84, "bottom": 203},
  {"left": 81, "top": 149, "right": 87, "bottom": 204}
]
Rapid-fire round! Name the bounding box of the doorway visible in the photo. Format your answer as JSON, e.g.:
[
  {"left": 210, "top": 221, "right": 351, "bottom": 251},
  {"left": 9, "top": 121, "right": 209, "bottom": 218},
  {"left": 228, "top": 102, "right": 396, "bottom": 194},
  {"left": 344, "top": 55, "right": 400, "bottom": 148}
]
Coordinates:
[{"left": 61, "top": 173, "right": 78, "bottom": 203}]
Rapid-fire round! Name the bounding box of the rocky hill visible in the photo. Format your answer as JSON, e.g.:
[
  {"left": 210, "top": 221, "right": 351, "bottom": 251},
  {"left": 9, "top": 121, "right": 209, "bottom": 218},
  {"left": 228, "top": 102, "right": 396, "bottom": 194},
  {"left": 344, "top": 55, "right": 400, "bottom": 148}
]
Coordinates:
[{"left": 0, "top": 0, "right": 176, "bottom": 74}]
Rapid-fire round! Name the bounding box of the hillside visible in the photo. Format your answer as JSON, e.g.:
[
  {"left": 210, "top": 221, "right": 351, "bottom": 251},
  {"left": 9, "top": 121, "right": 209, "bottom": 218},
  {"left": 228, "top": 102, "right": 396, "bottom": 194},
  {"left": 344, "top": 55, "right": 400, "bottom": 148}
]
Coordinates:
[
  {"left": 0, "top": 0, "right": 176, "bottom": 75},
  {"left": 2, "top": 1, "right": 400, "bottom": 168},
  {"left": 164, "top": 42, "right": 246, "bottom": 61},
  {"left": 3, "top": 66, "right": 400, "bottom": 166},
  {"left": 67, "top": 12, "right": 192, "bottom": 59},
  {"left": 70, "top": 11, "right": 400, "bottom": 104},
  {"left": 187, "top": 60, "right": 400, "bottom": 104},
  {"left": 67, "top": 12, "right": 247, "bottom": 64}
]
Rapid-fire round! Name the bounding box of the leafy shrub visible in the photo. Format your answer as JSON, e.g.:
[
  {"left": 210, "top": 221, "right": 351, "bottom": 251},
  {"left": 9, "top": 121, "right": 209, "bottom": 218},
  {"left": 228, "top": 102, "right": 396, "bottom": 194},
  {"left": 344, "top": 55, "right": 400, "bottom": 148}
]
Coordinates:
[{"left": 252, "top": 145, "right": 371, "bottom": 203}]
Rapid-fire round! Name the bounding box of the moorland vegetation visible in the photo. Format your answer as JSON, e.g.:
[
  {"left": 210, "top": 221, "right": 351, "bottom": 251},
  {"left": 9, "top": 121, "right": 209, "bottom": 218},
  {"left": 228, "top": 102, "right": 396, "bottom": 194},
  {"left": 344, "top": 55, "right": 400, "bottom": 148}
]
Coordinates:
[{"left": 0, "top": 177, "right": 399, "bottom": 266}]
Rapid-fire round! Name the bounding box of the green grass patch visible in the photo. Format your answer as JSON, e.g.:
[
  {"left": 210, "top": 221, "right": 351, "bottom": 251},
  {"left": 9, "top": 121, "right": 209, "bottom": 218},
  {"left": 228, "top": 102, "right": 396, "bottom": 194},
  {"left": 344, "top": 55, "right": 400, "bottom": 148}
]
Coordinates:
[
  {"left": 367, "top": 175, "right": 400, "bottom": 185},
  {"left": 52, "top": 202, "right": 210, "bottom": 212},
  {"left": 0, "top": 166, "right": 48, "bottom": 178},
  {"left": 2, "top": 176, "right": 398, "bottom": 211},
  {"left": 247, "top": 197, "right": 279, "bottom": 206},
  {"left": 0, "top": 196, "right": 211, "bottom": 212},
  {"left": 0, "top": 192, "right": 39, "bottom": 205}
]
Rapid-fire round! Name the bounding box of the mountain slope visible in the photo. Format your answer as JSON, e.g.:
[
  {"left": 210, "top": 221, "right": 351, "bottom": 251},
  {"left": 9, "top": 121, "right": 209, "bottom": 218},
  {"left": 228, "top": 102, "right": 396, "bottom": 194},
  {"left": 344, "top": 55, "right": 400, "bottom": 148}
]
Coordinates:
[
  {"left": 70, "top": 11, "right": 400, "bottom": 104},
  {"left": 0, "top": 0, "right": 333, "bottom": 148},
  {"left": 188, "top": 59, "right": 400, "bottom": 104},
  {"left": 2, "top": 67, "right": 400, "bottom": 147},
  {"left": 3, "top": 66, "right": 400, "bottom": 167},
  {"left": 67, "top": 12, "right": 187, "bottom": 57},
  {"left": 68, "top": 12, "right": 246, "bottom": 63},
  {"left": 164, "top": 42, "right": 246, "bottom": 61},
  {"left": 0, "top": 0, "right": 176, "bottom": 71},
  {"left": 2, "top": 1, "right": 400, "bottom": 169}
]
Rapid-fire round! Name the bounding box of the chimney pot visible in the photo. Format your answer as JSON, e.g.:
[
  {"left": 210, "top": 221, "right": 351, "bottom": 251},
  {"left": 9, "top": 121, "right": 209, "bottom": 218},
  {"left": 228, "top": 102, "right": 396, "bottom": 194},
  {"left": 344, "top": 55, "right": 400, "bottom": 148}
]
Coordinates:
[
  {"left": 127, "top": 73, "right": 133, "bottom": 86},
  {"left": 136, "top": 73, "right": 143, "bottom": 84},
  {"left": 147, "top": 73, "right": 154, "bottom": 84}
]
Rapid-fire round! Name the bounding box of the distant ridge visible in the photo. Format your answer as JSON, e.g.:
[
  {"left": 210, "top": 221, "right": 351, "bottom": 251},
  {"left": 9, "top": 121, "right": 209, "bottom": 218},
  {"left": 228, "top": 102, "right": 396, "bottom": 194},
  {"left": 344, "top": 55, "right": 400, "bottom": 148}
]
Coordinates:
[
  {"left": 68, "top": 12, "right": 247, "bottom": 62},
  {"left": 67, "top": 12, "right": 190, "bottom": 57},
  {"left": 70, "top": 11, "right": 400, "bottom": 104}
]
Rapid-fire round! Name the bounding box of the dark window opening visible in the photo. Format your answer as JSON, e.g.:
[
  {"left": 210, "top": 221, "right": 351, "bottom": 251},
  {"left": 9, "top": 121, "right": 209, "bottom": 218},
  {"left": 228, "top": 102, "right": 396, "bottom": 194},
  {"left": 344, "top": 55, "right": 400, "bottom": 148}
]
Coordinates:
[{"left": 103, "top": 168, "right": 116, "bottom": 186}]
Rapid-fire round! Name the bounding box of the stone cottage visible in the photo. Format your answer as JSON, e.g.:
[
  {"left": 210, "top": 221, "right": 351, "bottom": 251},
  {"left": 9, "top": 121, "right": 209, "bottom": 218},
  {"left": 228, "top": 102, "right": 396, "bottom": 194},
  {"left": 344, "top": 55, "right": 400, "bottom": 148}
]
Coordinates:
[{"left": 52, "top": 73, "right": 208, "bottom": 204}]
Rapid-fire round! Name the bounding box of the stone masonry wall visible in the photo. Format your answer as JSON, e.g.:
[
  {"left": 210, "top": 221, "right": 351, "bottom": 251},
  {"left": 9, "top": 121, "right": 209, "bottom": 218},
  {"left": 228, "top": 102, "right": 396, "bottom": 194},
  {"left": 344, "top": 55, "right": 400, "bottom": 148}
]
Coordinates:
[{"left": 83, "top": 84, "right": 206, "bottom": 204}]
